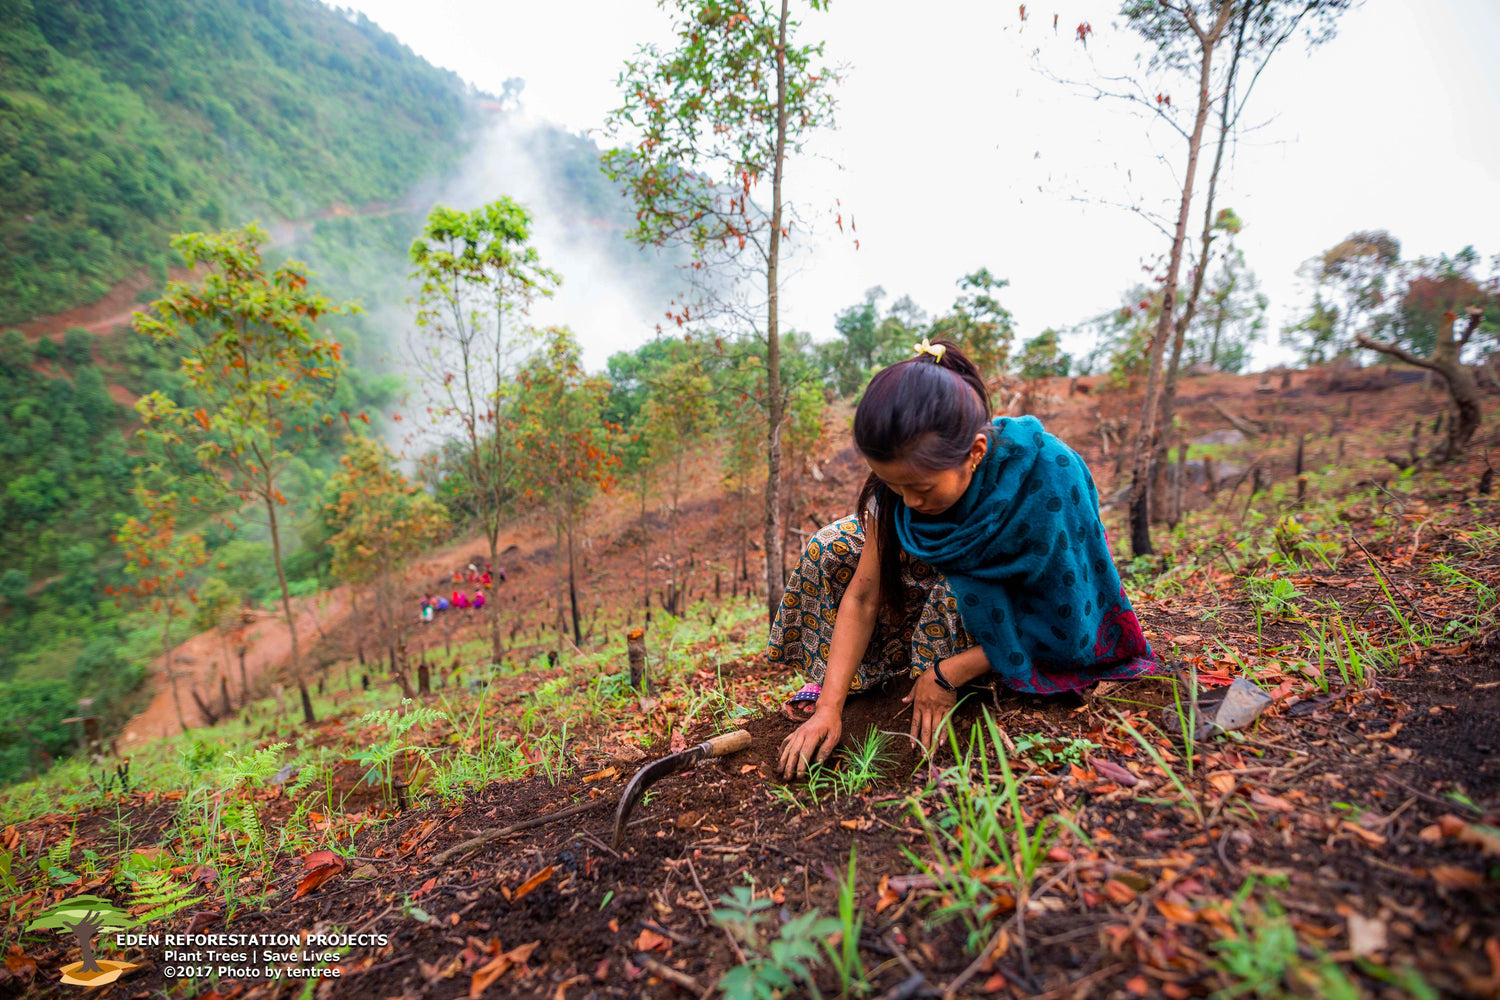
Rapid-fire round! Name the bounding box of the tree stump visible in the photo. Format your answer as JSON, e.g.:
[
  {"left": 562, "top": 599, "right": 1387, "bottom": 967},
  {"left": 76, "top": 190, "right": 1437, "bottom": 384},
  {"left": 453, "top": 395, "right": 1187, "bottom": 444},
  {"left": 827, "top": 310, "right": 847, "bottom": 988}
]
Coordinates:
[
  {"left": 417, "top": 663, "right": 430, "bottom": 695},
  {"left": 627, "top": 627, "right": 648, "bottom": 694}
]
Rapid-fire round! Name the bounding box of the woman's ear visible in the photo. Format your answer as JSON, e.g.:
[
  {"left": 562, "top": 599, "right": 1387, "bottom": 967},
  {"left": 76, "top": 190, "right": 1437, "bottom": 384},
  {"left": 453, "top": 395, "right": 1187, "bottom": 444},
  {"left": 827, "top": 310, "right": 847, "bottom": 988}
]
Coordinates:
[{"left": 970, "top": 433, "right": 988, "bottom": 465}]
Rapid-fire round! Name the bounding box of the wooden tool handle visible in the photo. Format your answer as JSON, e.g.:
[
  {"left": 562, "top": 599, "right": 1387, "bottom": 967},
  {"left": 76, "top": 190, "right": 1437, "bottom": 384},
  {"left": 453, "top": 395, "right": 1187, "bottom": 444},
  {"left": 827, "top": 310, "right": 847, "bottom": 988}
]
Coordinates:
[{"left": 704, "top": 729, "right": 751, "bottom": 757}]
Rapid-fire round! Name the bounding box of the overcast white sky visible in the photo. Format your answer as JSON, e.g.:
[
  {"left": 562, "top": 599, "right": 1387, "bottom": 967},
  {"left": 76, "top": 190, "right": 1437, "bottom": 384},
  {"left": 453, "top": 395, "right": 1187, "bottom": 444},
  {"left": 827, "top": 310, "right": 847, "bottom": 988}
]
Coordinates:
[{"left": 340, "top": 0, "right": 1500, "bottom": 371}]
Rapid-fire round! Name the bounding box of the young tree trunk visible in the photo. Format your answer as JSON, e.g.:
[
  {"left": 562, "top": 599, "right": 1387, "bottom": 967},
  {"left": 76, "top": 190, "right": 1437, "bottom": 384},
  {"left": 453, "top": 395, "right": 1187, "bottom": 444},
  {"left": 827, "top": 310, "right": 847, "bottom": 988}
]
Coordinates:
[
  {"left": 164, "top": 617, "right": 186, "bottom": 734},
  {"left": 566, "top": 511, "right": 583, "bottom": 648},
  {"left": 350, "top": 588, "right": 365, "bottom": 665},
  {"left": 265, "top": 494, "right": 315, "bottom": 724},
  {"left": 237, "top": 642, "right": 249, "bottom": 703},
  {"left": 1125, "top": 2, "right": 1234, "bottom": 557},
  {"left": 487, "top": 530, "right": 502, "bottom": 666},
  {"left": 762, "top": 0, "right": 790, "bottom": 620},
  {"left": 640, "top": 470, "right": 650, "bottom": 611},
  {"left": 1151, "top": 8, "right": 1244, "bottom": 524}
]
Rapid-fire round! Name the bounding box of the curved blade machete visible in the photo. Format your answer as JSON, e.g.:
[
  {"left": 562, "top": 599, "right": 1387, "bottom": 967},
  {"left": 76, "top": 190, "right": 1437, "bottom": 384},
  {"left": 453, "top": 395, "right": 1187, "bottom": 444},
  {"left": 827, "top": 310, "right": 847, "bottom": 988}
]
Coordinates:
[{"left": 612, "top": 730, "right": 751, "bottom": 848}]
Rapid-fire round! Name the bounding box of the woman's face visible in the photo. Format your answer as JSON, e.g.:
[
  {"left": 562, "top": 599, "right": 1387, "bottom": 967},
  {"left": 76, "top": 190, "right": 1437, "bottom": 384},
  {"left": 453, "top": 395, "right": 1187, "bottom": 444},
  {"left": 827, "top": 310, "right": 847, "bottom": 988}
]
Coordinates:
[{"left": 867, "top": 433, "right": 989, "bottom": 517}]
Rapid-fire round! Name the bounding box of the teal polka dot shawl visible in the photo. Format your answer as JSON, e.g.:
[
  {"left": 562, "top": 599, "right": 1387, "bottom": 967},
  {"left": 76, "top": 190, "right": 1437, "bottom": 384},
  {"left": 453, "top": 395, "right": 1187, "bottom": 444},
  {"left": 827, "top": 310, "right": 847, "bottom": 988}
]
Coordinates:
[{"left": 893, "top": 416, "right": 1157, "bottom": 694}]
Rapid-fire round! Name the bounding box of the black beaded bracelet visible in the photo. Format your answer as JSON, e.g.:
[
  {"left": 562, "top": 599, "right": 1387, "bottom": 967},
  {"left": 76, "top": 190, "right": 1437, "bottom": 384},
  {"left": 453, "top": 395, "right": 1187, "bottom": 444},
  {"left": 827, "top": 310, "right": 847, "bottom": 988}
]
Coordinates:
[{"left": 931, "top": 660, "right": 956, "bottom": 692}]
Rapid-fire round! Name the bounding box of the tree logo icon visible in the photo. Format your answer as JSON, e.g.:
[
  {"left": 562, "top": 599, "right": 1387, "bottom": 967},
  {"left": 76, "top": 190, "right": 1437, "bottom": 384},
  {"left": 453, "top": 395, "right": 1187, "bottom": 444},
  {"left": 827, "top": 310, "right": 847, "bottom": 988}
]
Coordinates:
[{"left": 27, "top": 895, "right": 139, "bottom": 987}]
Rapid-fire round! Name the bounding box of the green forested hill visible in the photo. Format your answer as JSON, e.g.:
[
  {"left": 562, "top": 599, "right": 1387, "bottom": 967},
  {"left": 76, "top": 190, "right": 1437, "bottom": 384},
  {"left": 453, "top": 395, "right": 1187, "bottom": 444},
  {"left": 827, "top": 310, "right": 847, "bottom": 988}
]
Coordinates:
[
  {"left": 0, "top": 0, "right": 683, "bottom": 784},
  {"left": 0, "top": 0, "right": 471, "bottom": 324}
]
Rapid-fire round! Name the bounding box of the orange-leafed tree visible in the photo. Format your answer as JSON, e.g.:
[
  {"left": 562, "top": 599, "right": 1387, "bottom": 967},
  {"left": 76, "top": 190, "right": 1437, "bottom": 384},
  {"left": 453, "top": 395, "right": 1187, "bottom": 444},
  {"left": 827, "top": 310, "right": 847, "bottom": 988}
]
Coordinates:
[
  {"left": 514, "top": 328, "right": 622, "bottom": 648},
  {"left": 324, "top": 436, "right": 450, "bottom": 682},
  {"left": 133, "top": 224, "right": 352, "bottom": 725},
  {"left": 111, "top": 486, "right": 208, "bottom": 734}
]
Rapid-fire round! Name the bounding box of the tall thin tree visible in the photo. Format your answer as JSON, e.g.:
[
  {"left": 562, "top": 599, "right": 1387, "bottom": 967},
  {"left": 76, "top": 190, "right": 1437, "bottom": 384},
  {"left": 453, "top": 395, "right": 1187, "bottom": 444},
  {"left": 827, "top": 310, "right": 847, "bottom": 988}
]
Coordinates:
[{"left": 602, "top": 0, "right": 838, "bottom": 619}]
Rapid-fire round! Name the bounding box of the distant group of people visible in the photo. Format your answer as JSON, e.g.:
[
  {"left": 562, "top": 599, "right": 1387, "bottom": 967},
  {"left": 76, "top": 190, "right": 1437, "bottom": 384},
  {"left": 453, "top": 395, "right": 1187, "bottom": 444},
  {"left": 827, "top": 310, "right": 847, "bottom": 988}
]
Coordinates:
[{"left": 417, "top": 559, "right": 506, "bottom": 623}]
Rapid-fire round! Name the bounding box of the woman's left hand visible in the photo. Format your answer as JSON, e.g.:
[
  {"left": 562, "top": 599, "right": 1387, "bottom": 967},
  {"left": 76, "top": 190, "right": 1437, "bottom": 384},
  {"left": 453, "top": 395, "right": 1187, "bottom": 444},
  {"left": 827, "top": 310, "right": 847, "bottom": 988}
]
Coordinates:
[{"left": 904, "top": 667, "right": 958, "bottom": 752}]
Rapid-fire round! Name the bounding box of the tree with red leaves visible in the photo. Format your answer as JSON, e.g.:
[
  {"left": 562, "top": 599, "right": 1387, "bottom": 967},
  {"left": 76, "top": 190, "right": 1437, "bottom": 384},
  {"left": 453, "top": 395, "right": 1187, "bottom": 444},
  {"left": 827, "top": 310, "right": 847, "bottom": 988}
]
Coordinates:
[
  {"left": 513, "top": 328, "right": 621, "bottom": 647},
  {"left": 133, "top": 225, "right": 349, "bottom": 725}
]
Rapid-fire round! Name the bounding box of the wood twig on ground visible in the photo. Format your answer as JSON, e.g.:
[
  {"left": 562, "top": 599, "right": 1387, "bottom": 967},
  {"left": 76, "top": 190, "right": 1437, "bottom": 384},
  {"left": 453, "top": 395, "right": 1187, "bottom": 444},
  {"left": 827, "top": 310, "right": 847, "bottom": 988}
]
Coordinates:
[
  {"left": 634, "top": 954, "right": 704, "bottom": 994},
  {"left": 430, "top": 797, "right": 609, "bottom": 865}
]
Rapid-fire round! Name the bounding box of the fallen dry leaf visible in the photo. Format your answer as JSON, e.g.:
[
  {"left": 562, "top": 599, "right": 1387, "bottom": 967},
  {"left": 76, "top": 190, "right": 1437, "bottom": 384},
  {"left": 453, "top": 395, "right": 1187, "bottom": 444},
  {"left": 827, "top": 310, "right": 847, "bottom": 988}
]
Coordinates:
[
  {"left": 669, "top": 730, "right": 687, "bottom": 754},
  {"left": 511, "top": 866, "right": 553, "bottom": 903},
  {"left": 1092, "top": 759, "right": 1138, "bottom": 787},
  {"left": 634, "top": 928, "right": 670, "bottom": 953},
  {"left": 1438, "top": 814, "right": 1469, "bottom": 837},
  {"left": 5, "top": 945, "right": 37, "bottom": 977},
  {"left": 1250, "top": 789, "right": 1295, "bottom": 813},
  {"left": 583, "top": 767, "right": 618, "bottom": 783},
  {"left": 1104, "top": 879, "right": 1138, "bottom": 905},
  {"left": 294, "top": 861, "right": 346, "bottom": 900},
  {"left": 469, "top": 941, "right": 539, "bottom": 997},
  {"left": 1430, "top": 865, "right": 1485, "bottom": 890},
  {"left": 1457, "top": 823, "right": 1500, "bottom": 856},
  {"left": 1347, "top": 914, "right": 1387, "bottom": 957},
  {"left": 1339, "top": 821, "right": 1387, "bottom": 847},
  {"left": 1154, "top": 899, "right": 1198, "bottom": 924},
  {"left": 875, "top": 876, "right": 900, "bottom": 914}
]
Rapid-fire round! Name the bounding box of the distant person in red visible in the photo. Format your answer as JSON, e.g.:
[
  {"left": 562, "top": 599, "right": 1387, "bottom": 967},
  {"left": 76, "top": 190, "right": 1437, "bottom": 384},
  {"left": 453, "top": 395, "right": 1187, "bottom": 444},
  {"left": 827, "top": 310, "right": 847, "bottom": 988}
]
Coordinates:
[
  {"left": 452, "top": 569, "right": 463, "bottom": 584},
  {"left": 480, "top": 570, "right": 493, "bottom": 587},
  {"left": 453, "top": 589, "right": 470, "bottom": 609},
  {"left": 472, "top": 590, "right": 486, "bottom": 611}
]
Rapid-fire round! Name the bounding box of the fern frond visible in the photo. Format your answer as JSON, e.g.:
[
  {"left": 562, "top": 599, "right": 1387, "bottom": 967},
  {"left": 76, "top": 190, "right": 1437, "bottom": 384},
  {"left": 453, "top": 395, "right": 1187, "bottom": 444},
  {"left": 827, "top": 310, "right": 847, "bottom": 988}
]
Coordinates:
[
  {"left": 224, "top": 742, "right": 290, "bottom": 788},
  {"left": 239, "top": 802, "right": 263, "bottom": 850},
  {"left": 131, "top": 868, "right": 204, "bottom": 924}
]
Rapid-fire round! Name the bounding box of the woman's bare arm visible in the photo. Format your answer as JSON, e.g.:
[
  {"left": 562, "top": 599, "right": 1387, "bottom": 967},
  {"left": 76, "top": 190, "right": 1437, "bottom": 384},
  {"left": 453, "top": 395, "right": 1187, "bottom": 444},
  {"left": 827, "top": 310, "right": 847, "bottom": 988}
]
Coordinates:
[{"left": 777, "top": 517, "right": 882, "bottom": 777}]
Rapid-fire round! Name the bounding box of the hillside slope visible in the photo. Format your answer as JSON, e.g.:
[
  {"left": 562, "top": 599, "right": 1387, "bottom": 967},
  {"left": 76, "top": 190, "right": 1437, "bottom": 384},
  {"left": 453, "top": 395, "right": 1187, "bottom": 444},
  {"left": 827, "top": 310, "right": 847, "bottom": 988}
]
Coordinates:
[{"left": 0, "top": 0, "right": 471, "bottom": 324}]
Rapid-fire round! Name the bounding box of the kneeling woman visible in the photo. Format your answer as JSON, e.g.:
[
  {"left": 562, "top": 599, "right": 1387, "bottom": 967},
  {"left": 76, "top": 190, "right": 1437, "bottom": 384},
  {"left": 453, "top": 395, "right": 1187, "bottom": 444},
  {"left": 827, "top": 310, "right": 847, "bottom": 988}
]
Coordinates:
[{"left": 775, "top": 340, "right": 1157, "bottom": 778}]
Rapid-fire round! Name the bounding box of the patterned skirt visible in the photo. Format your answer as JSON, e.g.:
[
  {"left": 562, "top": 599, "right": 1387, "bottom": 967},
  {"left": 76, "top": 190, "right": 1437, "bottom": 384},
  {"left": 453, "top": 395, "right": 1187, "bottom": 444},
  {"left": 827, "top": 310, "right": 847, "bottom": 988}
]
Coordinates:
[{"left": 767, "top": 515, "right": 972, "bottom": 699}]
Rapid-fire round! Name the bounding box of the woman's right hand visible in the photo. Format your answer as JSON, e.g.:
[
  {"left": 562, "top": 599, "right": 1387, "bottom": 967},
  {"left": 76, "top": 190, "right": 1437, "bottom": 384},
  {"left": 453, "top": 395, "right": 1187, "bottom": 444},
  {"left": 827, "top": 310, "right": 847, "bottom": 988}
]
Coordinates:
[{"left": 778, "top": 708, "right": 842, "bottom": 779}]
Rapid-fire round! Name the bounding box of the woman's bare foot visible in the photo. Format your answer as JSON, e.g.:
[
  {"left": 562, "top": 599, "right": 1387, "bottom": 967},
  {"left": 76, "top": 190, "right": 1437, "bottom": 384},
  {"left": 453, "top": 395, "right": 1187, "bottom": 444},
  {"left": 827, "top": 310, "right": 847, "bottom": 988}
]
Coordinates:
[{"left": 779, "top": 700, "right": 818, "bottom": 721}]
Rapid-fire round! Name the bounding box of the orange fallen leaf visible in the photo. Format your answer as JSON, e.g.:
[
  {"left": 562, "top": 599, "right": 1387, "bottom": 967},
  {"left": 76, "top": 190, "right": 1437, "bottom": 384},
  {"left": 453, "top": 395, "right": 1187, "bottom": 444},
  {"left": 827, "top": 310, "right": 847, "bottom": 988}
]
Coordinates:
[
  {"left": 511, "top": 865, "right": 553, "bottom": 902},
  {"left": 1430, "top": 865, "right": 1485, "bottom": 890},
  {"left": 5, "top": 945, "right": 37, "bottom": 976},
  {"left": 469, "top": 941, "right": 539, "bottom": 997},
  {"left": 1438, "top": 814, "right": 1468, "bottom": 837},
  {"left": 875, "top": 876, "right": 900, "bottom": 914},
  {"left": 294, "top": 863, "right": 345, "bottom": 899},
  {"left": 1457, "top": 824, "right": 1500, "bottom": 856},
  {"left": 1339, "top": 821, "right": 1387, "bottom": 847},
  {"left": 583, "top": 767, "right": 618, "bottom": 783},
  {"left": 634, "top": 928, "right": 670, "bottom": 952},
  {"left": 1155, "top": 899, "right": 1198, "bottom": 924},
  {"left": 740, "top": 764, "right": 759, "bottom": 774},
  {"left": 1103, "top": 879, "right": 1137, "bottom": 905},
  {"left": 1126, "top": 974, "right": 1150, "bottom": 995},
  {"left": 303, "top": 849, "right": 341, "bottom": 870},
  {"left": 1250, "top": 789, "right": 1294, "bottom": 813}
]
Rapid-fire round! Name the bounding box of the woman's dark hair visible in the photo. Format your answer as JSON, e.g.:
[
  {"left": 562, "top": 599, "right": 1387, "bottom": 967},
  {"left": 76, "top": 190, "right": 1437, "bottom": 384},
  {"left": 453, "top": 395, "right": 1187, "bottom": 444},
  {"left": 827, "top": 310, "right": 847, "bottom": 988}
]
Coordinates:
[{"left": 853, "top": 340, "right": 993, "bottom": 621}]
